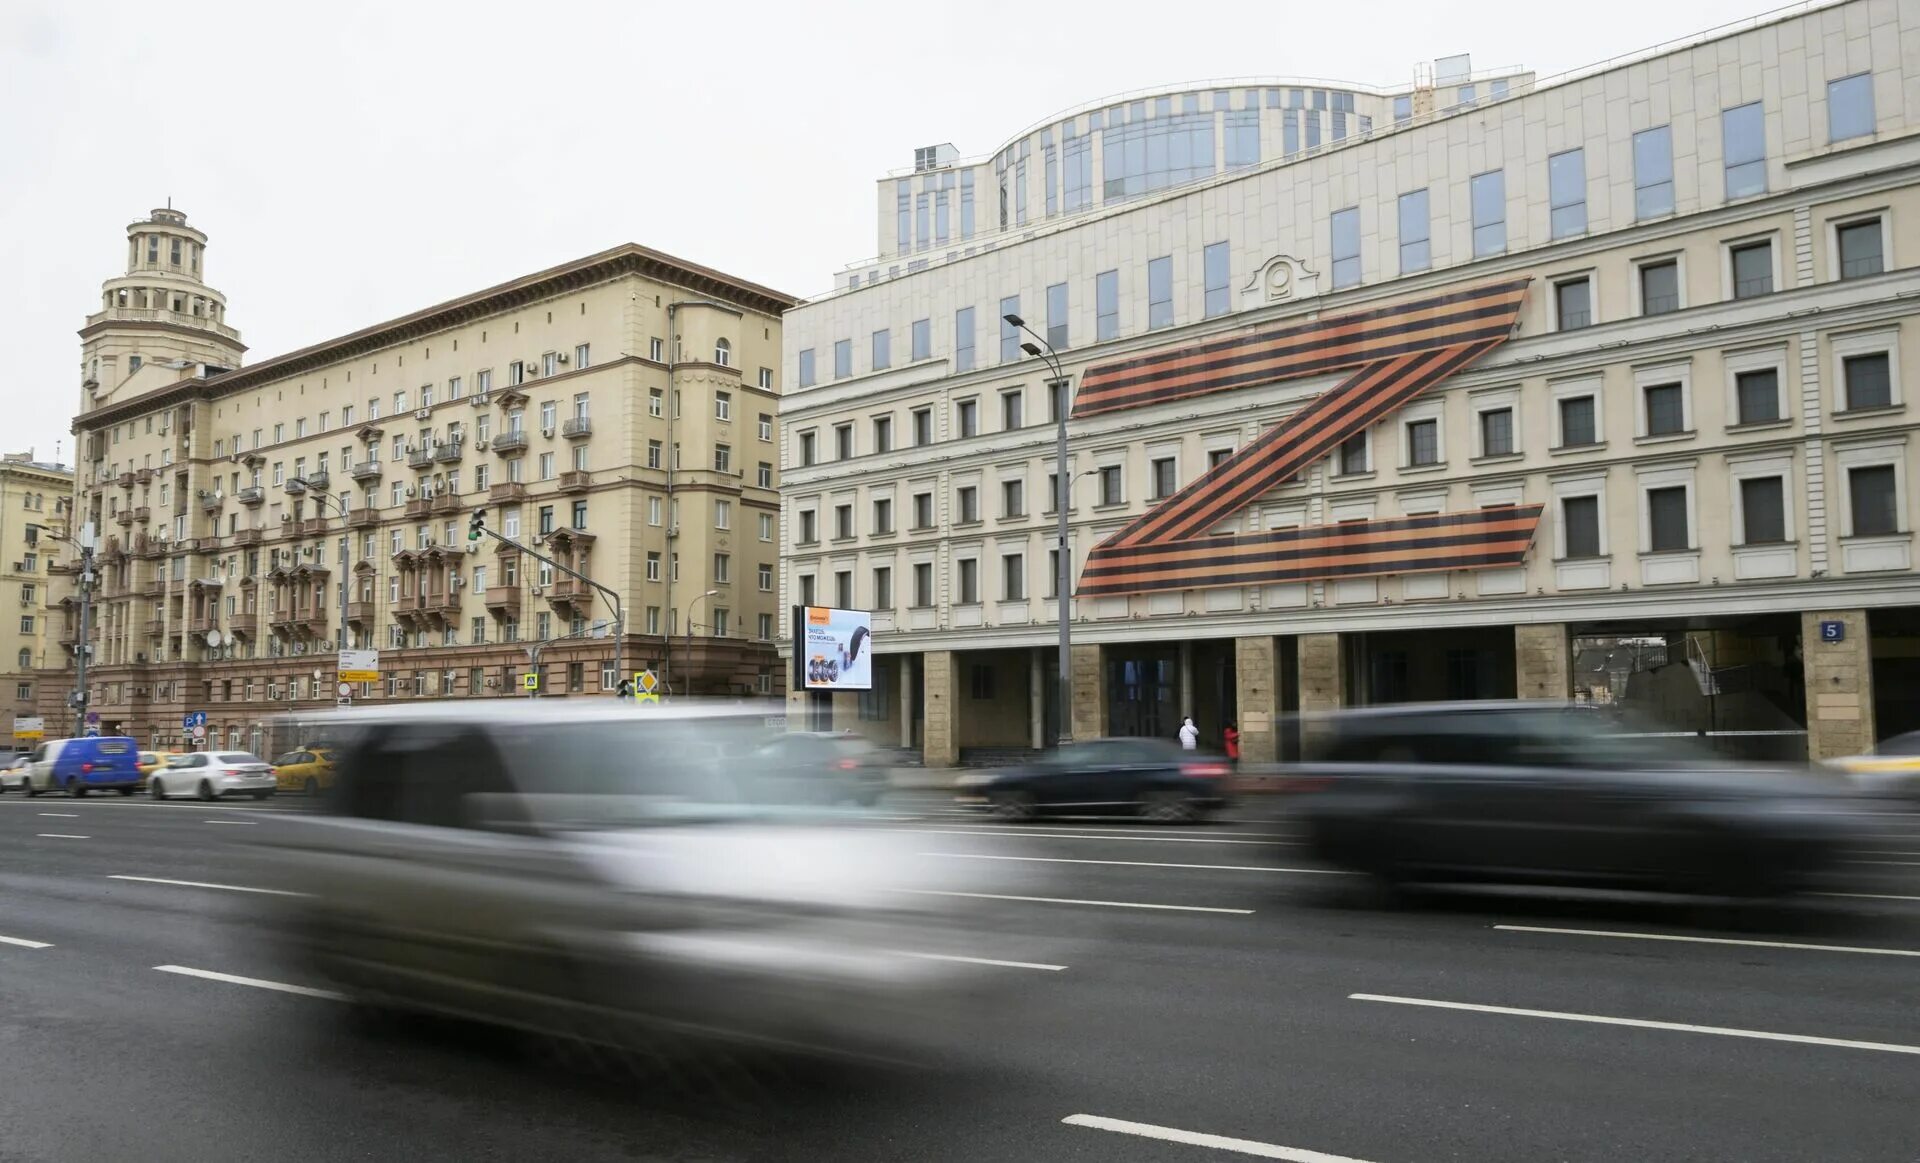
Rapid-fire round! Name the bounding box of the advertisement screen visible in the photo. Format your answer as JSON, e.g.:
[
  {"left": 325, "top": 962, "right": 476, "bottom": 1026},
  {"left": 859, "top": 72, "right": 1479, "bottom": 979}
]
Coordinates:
[{"left": 794, "top": 606, "right": 873, "bottom": 691}]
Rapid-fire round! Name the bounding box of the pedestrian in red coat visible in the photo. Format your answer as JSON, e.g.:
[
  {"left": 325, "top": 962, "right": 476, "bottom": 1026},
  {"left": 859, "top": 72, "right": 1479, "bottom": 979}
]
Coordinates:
[{"left": 1223, "top": 722, "right": 1240, "bottom": 763}]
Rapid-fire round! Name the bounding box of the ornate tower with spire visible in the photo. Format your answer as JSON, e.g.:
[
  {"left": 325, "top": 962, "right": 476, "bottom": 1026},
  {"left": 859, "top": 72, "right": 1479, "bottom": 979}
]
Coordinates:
[{"left": 78, "top": 205, "right": 245, "bottom": 415}]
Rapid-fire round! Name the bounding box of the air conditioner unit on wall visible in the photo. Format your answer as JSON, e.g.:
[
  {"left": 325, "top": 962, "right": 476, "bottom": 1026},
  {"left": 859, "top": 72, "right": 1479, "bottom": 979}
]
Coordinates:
[
  {"left": 541, "top": 427, "right": 555, "bottom": 439},
  {"left": 415, "top": 409, "right": 431, "bottom": 421}
]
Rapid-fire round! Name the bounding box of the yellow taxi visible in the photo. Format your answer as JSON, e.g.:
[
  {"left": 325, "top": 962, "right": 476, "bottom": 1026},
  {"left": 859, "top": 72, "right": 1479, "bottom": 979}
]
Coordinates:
[
  {"left": 273, "top": 747, "right": 336, "bottom": 795},
  {"left": 1826, "top": 730, "right": 1920, "bottom": 799},
  {"left": 137, "top": 751, "right": 178, "bottom": 790}
]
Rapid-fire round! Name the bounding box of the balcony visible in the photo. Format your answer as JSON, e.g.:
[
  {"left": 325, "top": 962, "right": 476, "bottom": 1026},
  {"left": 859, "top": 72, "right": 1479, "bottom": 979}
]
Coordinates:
[
  {"left": 484, "top": 585, "right": 521, "bottom": 614},
  {"left": 236, "top": 486, "right": 264, "bottom": 506},
  {"left": 199, "top": 492, "right": 222, "bottom": 513},
  {"left": 189, "top": 613, "right": 217, "bottom": 635},
  {"left": 84, "top": 305, "right": 242, "bottom": 343},
  {"left": 299, "top": 517, "right": 328, "bottom": 537},
  {"left": 434, "top": 440, "right": 465, "bottom": 464},
  {"left": 405, "top": 497, "right": 433, "bottom": 519},
  {"left": 346, "top": 601, "right": 376, "bottom": 625},
  {"left": 115, "top": 510, "right": 133, "bottom": 527},
  {"left": 490, "top": 431, "right": 528, "bottom": 455},
  {"left": 227, "top": 612, "right": 257, "bottom": 638},
  {"left": 557, "top": 470, "right": 590, "bottom": 494},
  {"left": 488, "top": 481, "right": 527, "bottom": 503},
  {"left": 135, "top": 467, "right": 156, "bottom": 484},
  {"left": 133, "top": 506, "right": 151, "bottom": 523},
  {"left": 144, "top": 617, "right": 165, "bottom": 637},
  {"left": 431, "top": 493, "right": 460, "bottom": 515},
  {"left": 302, "top": 470, "right": 331, "bottom": 492},
  {"left": 547, "top": 578, "right": 591, "bottom": 606},
  {"left": 303, "top": 615, "right": 332, "bottom": 637},
  {"left": 349, "top": 509, "right": 381, "bottom": 529},
  {"left": 283, "top": 478, "right": 307, "bottom": 496},
  {"left": 562, "top": 417, "right": 592, "bottom": 439},
  {"left": 407, "top": 446, "right": 435, "bottom": 470},
  {"left": 116, "top": 472, "right": 134, "bottom": 489},
  {"left": 141, "top": 577, "right": 162, "bottom": 598},
  {"left": 229, "top": 528, "right": 263, "bottom": 546},
  {"left": 349, "top": 461, "right": 383, "bottom": 483}
]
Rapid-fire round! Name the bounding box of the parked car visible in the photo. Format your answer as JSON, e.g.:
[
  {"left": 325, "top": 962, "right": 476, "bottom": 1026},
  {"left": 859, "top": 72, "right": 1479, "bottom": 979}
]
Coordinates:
[
  {"left": 0, "top": 754, "right": 29, "bottom": 794},
  {"left": 748, "top": 732, "right": 889, "bottom": 806},
  {"left": 21, "top": 736, "right": 143, "bottom": 797},
  {"left": 137, "top": 751, "right": 177, "bottom": 788},
  {"left": 262, "top": 701, "right": 1014, "bottom": 1065},
  {"left": 150, "top": 751, "right": 277, "bottom": 801},
  {"left": 272, "top": 748, "right": 336, "bottom": 795},
  {"left": 1290, "top": 701, "right": 1864, "bottom": 899},
  {"left": 954, "top": 737, "right": 1233, "bottom": 822},
  {"left": 1825, "top": 731, "right": 1920, "bottom": 799}
]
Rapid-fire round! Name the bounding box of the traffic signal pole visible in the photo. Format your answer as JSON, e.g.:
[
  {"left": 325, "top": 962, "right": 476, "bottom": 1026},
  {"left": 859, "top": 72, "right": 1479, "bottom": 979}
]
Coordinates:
[{"left": 467, "top": 509, "right": 624, "bottom": 696}]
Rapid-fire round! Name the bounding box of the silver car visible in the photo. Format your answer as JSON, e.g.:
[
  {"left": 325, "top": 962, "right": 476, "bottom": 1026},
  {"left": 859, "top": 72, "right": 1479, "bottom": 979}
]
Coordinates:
[
  {"left": 0, "top": 755, "right": 27, "bottom": 794},
  {"left": 150, "top": 751, "right": 277, "bottom": 800},
  {"left": 261, "top": 702, "right": 1033, "bottom": 1065}
]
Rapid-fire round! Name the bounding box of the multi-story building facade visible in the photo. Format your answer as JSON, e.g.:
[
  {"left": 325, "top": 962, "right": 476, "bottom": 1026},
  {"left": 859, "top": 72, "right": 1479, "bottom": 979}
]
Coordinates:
[
  {"left": 782, "top": 0, "right": 1920, "bottom": 766},
  {"left": 0, "top": 455, "right": 74, "bottom": 748},
  {"left": 50, "top": 207, "right": 794, "bottom": 753}
]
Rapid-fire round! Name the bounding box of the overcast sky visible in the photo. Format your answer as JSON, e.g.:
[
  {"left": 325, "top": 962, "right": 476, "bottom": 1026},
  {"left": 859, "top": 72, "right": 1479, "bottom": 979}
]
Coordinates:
[{"left": 1, "top": 0, "right": 1774, "bottom": 466}]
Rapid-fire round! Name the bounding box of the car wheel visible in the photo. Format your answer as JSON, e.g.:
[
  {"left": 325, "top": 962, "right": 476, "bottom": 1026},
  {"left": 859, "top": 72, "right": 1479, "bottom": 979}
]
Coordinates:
[
  {"left": 252, "top": 791, "right": 271, "bottom": 801},
  {"left": 150, "top": 777, "right": 166, "bottom": 800},
  {"left": 303, "top": 777, "right": 318, "bottom": 796},
  {"left": 69, "top": 781, "right": 86, "bottom": 798},
  {"left": 197, "top": 779, "right": 215, "bottom": 802},
  {"left": 1140, "top": 789, "right": 1197, "bottom": 823},
  {"left": 989, "top": 789, "right": 1036, "bottom": 821},
  {"left": 23, "top": 777, "right": 37, "bottom": 798}
]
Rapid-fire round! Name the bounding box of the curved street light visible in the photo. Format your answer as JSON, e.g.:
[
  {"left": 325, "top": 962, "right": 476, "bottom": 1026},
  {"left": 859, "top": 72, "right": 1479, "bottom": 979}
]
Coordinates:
[{"left": 1003, "top": 313, "right": 1075, "bottom": 746}]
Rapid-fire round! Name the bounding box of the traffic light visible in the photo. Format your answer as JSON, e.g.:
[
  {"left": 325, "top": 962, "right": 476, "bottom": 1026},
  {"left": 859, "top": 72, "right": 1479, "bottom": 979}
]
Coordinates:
[{"left": 468, "top": 508, "right": 487, "bottom": 542}]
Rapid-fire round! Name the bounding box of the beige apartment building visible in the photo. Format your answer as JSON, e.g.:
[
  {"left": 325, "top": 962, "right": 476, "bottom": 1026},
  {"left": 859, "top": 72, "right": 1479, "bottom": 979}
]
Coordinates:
[
  {"left": 45, "top": 207, "right": 794, "bottom": 752},
  {"left": 0, "top": 455, "right": 74, "bottom": 748},
  {"left": 782, "top": 0, "right": 1920, "bottom": 766}
]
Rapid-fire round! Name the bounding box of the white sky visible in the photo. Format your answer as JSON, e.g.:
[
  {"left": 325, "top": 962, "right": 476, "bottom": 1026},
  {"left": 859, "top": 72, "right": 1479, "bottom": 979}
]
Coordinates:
[{"left": 1, "top": 0, "right": 1775, "bottom": 465}]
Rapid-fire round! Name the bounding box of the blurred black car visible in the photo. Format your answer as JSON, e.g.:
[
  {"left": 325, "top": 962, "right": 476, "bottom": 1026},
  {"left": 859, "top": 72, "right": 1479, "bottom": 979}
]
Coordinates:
[
  {"left": 954, "top": 738, "right": 1232, "bottom": 823},
  {"left": 750, "top": 731, "right": 890, "bottom": 806},
  {"left": 1291, "top": 701, "right": 1864, "bottom": 899}
]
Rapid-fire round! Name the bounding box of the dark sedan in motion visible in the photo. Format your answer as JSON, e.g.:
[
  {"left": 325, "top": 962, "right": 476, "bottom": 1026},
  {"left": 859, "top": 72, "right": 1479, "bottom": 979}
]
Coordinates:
[
  {"left": 1290, "top": 702, "right": 1865, "bottom": 899},
  {"left": 954, "top": 738, "right": 1232, "bottom": 823}
]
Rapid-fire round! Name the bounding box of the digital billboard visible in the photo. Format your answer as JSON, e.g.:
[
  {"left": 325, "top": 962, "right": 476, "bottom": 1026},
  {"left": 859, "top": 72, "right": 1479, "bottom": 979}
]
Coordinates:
[{"left": 792, "top": 606, "right": 873, "bottom": 691}]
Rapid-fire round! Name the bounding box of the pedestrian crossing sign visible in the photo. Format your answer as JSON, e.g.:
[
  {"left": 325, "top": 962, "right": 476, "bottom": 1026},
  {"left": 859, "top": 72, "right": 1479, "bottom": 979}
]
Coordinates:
[{"left": 523, "top": 672, "right": 539, "bottom": 692}]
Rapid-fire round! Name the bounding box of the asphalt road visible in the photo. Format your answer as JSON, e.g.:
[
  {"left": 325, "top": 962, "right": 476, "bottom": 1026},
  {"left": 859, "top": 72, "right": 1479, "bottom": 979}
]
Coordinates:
[{"left": 2, "top": 788, "right": 1918, "bottom": 1162}]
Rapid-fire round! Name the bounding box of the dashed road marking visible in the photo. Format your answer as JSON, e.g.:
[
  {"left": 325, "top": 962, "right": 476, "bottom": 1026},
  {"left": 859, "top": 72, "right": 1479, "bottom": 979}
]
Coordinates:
[
  {"left": 1061, "top": 1114, "right": 1377, "bottom": 1161},
  {"left": 903, "top": 889, "right": 1252, "bottom": 915},
  {"left": 153, "top": 965, "right": 343, "bottom": 1001},
  {"left": 1494, "top": 924, "right": 1920, "bottom": 958},
  {"left": 107, "top": 875, "right": 308, "bottom": 897}
]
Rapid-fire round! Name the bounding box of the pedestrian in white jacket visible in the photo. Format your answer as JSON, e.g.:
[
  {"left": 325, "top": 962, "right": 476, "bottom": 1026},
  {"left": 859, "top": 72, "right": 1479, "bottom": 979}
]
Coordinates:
[{"left": 1178, "top": 717, "right": 1199, "bottom": 750}]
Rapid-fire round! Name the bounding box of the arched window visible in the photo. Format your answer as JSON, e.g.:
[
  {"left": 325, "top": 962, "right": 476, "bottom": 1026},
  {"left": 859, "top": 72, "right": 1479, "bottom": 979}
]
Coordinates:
[
  {"left": 714, "top": 339, "right": 732, "bottom": 367},
  {"left": 17, "top": 648, "right": 30, "bottom": 669}
]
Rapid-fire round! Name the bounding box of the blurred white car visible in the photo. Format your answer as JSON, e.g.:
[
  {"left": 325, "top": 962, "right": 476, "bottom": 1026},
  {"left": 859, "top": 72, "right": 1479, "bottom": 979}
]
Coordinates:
[
  {"left": 150, "top": 751, "right": 277, "bottom": 801},
  {"left": 1827, "top": 731, "right": 1920, "bottom": 798},
  {"left": 0, "top": 755, "right": 28, "bottom": 794}
]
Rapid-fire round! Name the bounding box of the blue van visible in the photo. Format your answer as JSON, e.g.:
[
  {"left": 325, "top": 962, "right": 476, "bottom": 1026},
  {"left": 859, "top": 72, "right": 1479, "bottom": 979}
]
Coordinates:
[{"left": 24, "top": 737, "right": 143, "bottom": 797}]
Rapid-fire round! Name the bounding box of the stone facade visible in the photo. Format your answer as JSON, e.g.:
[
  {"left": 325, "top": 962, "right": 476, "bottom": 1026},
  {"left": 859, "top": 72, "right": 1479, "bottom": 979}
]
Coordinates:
[
  {"left": 922, "top": 649, "right": 958, "bottom": 766},
  {"left": 1802, "top": 608, "right": 1876, "bottom": 760},
  {"left": 1233, "top": 635, "right": 1281, "bottom": 763},
  {"left": 1514, "top": 623, "right": 1572, "bottom": 701}
]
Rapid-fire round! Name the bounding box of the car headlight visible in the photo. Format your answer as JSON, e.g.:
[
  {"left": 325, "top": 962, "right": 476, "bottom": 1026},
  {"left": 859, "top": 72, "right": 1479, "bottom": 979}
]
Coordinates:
[{"left": 954, "top": 774, "right": 994, "bottom": 789}]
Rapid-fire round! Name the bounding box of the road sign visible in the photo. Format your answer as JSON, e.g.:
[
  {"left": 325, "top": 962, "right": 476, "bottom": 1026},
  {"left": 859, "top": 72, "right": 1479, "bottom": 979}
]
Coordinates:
[
  {"left": 634, "top": 670, "right": 660, "bottom": 704},
  {"left": 182, "top": 711, "right": 207, "bottom": 730},
  {"left": 191, "top": 724, "right": 206, "bottom": 740},
  {"left": 338, "top": 648, "right": 380, "bottom": 684},
  {"left": 523, "top": 672, "right": 539, "bottom": 692},
  {"left": 86, "top": 711, "right": 100, "bottom": 725},
  {"left": 84, "top": 727, "right": 100, "bottom": 737},
  {"left": 337, "top": 682, "right": 353, "bottom": 697},
  {"left": 1820, "top": 620, "right": 1847, "bottom": 643},
  {"left": 13, "top": 716, "right": 43, "bottom": 740}
]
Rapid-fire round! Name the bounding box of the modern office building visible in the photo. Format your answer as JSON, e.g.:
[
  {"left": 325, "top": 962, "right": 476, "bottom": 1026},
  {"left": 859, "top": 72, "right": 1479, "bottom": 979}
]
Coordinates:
[
  {"left": 780, "top": 0, "right": 1920, "bottom": 765},
  {"left": 51, "top": 207, "right": 794, "bottom": 752},
  {"left": 0, "top": 454, "right": 74, "bottom": 748}
]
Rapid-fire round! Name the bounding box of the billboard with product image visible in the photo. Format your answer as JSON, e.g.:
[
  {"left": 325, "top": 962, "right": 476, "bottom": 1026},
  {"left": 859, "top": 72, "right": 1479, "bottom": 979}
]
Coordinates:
[{"left": 792, "top": 606, "right": 873, "bottom": 692}]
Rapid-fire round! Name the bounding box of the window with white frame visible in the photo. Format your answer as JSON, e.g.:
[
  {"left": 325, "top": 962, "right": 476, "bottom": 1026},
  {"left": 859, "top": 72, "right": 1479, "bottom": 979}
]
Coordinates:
[
  {"left": 1636, "top": 256, "right": 1683, "bottom": 316},
  {"left": 1472, "top": 389, "right": 1520, "bottom": 459},
  {"left": 1727, "top": 236, "right": 1777, "bottom": 299},
  {"left": 1634, "top": 363, "right": 1692, "bottom": 438},
  {"left": 1733, "top": 464, "right": 1791, "bottom": 545},
  {"left": 1401, "top": 402, "right": 1443, "bottom": 468},
  {"left": 1832, "top": 329, "right": 1900, "bottom": 412},
  {"left": 1638, "top": 471, "right": 1695, "bottom": 554},
  {"left": 1833, "top": 214, "right": 1887, "bottom": 280},
  {"left": 1552, "top": 275, "right": 1593, "bottom": 331},
  {"left": 955, "top": 557, "right": 979, "bottom": 604},
  {"left": 1336, "top": 432, "right": 1369, "bottom": 476},
  {"left": 1724, "top": 346, "right": 1788, "bottom": 427},
  {"left": 1558, "top": 492, "right": 1604, "bottom": 559},
  {"left": 1840, "top": 451, "right": 1903, "bottom": 538}
]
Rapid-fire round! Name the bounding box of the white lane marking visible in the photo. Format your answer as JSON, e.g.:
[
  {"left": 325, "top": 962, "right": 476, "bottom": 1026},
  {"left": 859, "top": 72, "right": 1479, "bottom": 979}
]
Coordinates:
[
  {"left": 1815, "top": 891, "right": 1920, "bottom": 903},
  {"left": 1847, "top": 859, "right": 1920, "bottom": 867},
  {"left": 107, "top": 875, "right": 309, "bottom": 897},
  {"left": 0, "top": 934, "right": 53, "bottom": 949},
  {"left": 153, "top": 965, "right": 343, "bottom": 1001},
  {"left": 0, "top": 798, "right": 297, "bottom": 815},
  {"left": 903, "top": 889, "right": 1252, "bottom": 915},
  {"left": 1350, "top": 993, "right": 1920, "bottom": 1056},
  {"left": 889, "top": 827, "right": 1275, "bottom": 846},
  {"left": 203, "top": 819, "right": 258, "bottom": 826},
  {"left": 944, "top": 819, "right": 1305, "bottom": 840},
  {"left": 922, "top": 852, "right": 1354, "bottom": 875},
  {"left": 36, "top": 833, "right": 89, "bottom": 839},
  {"left": 1494, "top": 924, "right": 1920, "bottom": 958},
  {"left": 38, "top": 812, "right": 78, "bottom": 818},
  {"left": 897, "top": 952, "right": 1067, "bottom": 972},
  {"left": 1062, "top": 1114, "right": 1377, "bottom": 1162}
]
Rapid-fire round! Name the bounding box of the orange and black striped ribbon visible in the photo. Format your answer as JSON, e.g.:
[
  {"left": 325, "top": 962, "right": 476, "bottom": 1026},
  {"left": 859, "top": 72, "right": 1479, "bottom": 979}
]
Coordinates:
[{"left": 1074, "top": 279, "right": 1538, "bottom": 597}]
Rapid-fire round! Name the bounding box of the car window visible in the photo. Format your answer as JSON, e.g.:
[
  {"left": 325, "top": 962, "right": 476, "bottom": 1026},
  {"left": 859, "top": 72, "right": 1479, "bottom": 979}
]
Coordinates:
[{"left": 213, "top": 752, "right": 265, "bottom": 765}]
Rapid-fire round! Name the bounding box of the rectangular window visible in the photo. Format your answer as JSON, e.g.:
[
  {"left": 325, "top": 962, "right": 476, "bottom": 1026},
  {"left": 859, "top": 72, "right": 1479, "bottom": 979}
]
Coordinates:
[
  {"left": 1843, "top": 352, "right": 1893, "bottom": 410},
  {"left": 956, "top": 485, "right": 979, "bottom": 524},
  {"left": 871, "top": 329, "right": 891, "bottom": 371},
  {"left": 873, "top": 415, "right": 892, "bottom": 453},
  {"left": 1398, "top": 189, "right": 1430, "bottom": 274},
  {"left": 1731, "top": 240, "right": 1773, "bottom": 298},
  {"left": 911, "top": 318, "right": 931, "bottom": 361},
  {"left": 1150, "top": 457, "right": 1177, "bottom": 499},
  {"left": 646, "top": 552, "right": 661, "bottom": 581},
  {"left": 1097, "top": 464, "right": 1123, "bottom": 506},
  {"left": 1549, "top": 149, "right": 1587, "bottom": 239},
  {"left": 1829, "top": 73, "right": 1875, "bottom": 143},
  {"left": 1001, "top": 478, "right": 1024, "bottom": 517},
  {"left": 873, "top": 497, "right": 893, "bottom": 534},
  {"left": 1330, "top": 207, "right": 1361, "bottom": 288},
  {"left": 1633, "top": 126, "right": 1675, "bottom": 220},
  {"left": 647, "top": 439, "right": 662, "bottom": 469},
  {"left": 1562, "top": 496, "right": 1601, "bottom": 558},
  {"left": 713, "top": 499, "right": 731, "bottom": 530},
  {"left": 1095, "top": 270, "right": 1120, "bottom": 341},
  {"left": 1002, "top": 554, "right": 1025, "bottom": 601},
  {"left": 1647, "top": 486, "right": 1690, "bottom": 551},
  {"left": 757, "top": 413, "right": 773, "bottom": 441},
  {"left": 1740, "top": 477, "right": 1787, "bottom": 544},
  {"left": 872, "top": 567, "right": 892, "bottom": 609},
  {"left": 957, "top": 400, "right": 978, "bottom": 438},
  {"left": 1000, "top": 391, "right": 1022, "bottom": 431},
  {"left": 1640, "top": 260, "right": 1680, "bottom": 315},
  {"left": 758, "top": 512, "right": 773, "bottom": 540},
  {"left": 1479, "top": 408, "right": 1515, "bottom": 457},
  {"left": 957, "top": 558, "right": 979, "bottom": 604},
  {"left": 955, "top": 307, "right": 975, "bottom": 372},
  {"left": 648, "top": 388, "right": 663, "bottom": 418},
  {"left": 1722, "top": 101, "right": 1767, "bottom": 198},
  {"left": 1735, "top": 368, "right": 1782, "bottom": 424},
  {"left": 1202, "top": 242, "right": 1231, "bottom": 318},
  {"left": 1046, "top": 282, "right": 1069, "bottom": 349},
  {"left": 1406, "top": 419, "right": 1439, "bottom": 466},
  {"left": 539, "top": 452, "right": 555, "bottom": 479},
  {"left": 1838, "top": 219, "right": 1885, "bottom": 279},
  {"left": 1850, "top": 465, "right": 1899, "bottom": 535},
  {"left": 798, "top": 349, "right": 816, "bottom": 388},
  {"left": 1555, "top": 278, "right": 1592, "bottom": 330},
  {"left": 1470, "top": 170, "right": 1506, "bottom": 257},
  {"left": 799, "top": 431, "right": 817, "bottom": 466},
  {"left": 1393, "top": 95, "right": 1412, "bottom": 123},
  {"left": 1643, "top": 383, "right": 1686, "bottom": 435},
  {"left": 833, "top": 339, "right": 852, "bottom": 379},
  {"left": 912, "top": 492, "right": 933, "bottom": 529},
  {"left": 912, "top": 563, "right": 933, "bottom": 607},
  {"left": 912, "top": 408, "right": 933, "bottom": 446},
  {"left": 1147, "top": 256, "right": 1173, "bottom": 329},
  {"left": 999, "top": 296, "right": 1021, "bottom": 362},
  {"left": 714, "top": 391, "right": 731, "bottom": 421},
  {"left": 712, "top": 554, "right": 730, "bottom": 584},
  {"left": 1337, "top": 433, "right": 1368, "bottom": 476},
  {"left": 833, "top": 504, "right": 852, "bottom": 539},
  {"left": 797, "top": 510, "right": 817, "bottom": 543},
  {"left": 757, "top": 562, "right": 774, "bottom": 592}
]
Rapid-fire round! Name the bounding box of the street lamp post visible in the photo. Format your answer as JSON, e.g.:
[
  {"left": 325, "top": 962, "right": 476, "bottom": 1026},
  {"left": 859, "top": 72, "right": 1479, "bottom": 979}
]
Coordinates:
[
  {"left": 49, "top": 523, "right": 97, "bottom": 738},
  {"left": 1004, "top": 313, "right": 1074, "bottom": 747},
  {"left": 684, "top": 588, "right": 718, "bottom": 699},
  {"left": 289, "top": 480, "right": 351, "bottom": 670}
]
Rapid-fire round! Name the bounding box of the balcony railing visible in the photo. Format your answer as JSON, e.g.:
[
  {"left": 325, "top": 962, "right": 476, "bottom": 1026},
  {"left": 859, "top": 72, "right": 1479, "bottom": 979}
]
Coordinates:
[
  {"left": 434, "top": 441, "right": 465, "bottom": 464},
  {"left": 561, "top": 417, "right": 592, "bottom": 439},
  {"left": 349, "top": 461, "right": 383, "bottom": 482},
  {"left": 144, "top": 618, "right": 165, "bottom": 637},
  {"left": 484, "top": 585, "right": 521, "bottom": 613},
  {"left": 115, "top": 510, "right": 133, "bottom": 526},
  {"left": 229, "top": 528, "right": 263, "bottom": 546},
  {"left": 557, "top": 470, "right": 590, "bottom": 493},
  {"left": 488, "top": 482, "right": 527, "bottom": 503},
  {"left": 407, "top": 446, "right": 435, "bottom": 470},
  {"left": 283, "top": 478, "right": 307, "bottom": 496},
  {"left": 199, "top": 492, "right": 222, "bottom": 513},
  {"left": 189, "top": 614, "right": 217, "bottom": 635},
  {"left": 349, "top": 509, "right": 380, "bottom": 529},
  {"left": 85, "top": 305, "right": 242, "bottom": 342},
  {"left": 133, "top": 506, "right": 151, "bottom": 523},
  {"left": 236, "top": 486, "right": 264, "bottom": 506},
  {"left": 299, "top": 517, "right": 328, "bottom": 536},
  {"left": 302, "top": 470, "right": 331, "bottom": 492},
  {"left": 490, "top": 431, "right": 528, "bottom": 455},
  {"left": 346, "top": 601, "right": 375, "bottom": 624},
  {"left": 431, "top": 493, "right": 460, "bottom": 515},
  {"left": 116, "top": 472, "right": 134, "bottom": 489},
  {"left": 405, "top": 498, "right": 433, "bottom": 518},
  {"left": 227, "top": 612, "right": 257, "bottom": 637}
]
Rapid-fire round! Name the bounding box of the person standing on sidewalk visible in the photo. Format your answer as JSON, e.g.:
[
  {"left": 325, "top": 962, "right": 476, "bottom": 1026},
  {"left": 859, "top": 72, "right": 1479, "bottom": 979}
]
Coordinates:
[
  {"left": 1223, "top": 721, "right": 1240, "bottom": 766},
  {"left": 1178, "top": 717, "right": 1199, "bottom": 750}
]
